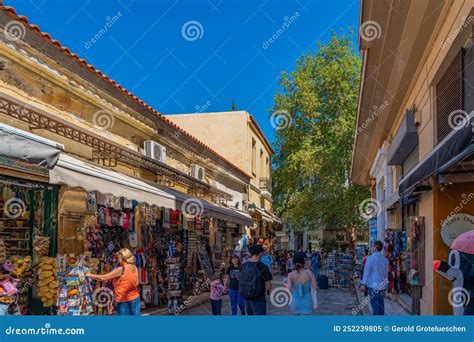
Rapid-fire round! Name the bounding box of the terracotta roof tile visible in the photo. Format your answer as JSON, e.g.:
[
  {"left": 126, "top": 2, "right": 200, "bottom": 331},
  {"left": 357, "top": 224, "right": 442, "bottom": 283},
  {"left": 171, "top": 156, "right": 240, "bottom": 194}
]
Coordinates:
[{"left": 0, "top": 4, "right": 251, "bottom": 179}]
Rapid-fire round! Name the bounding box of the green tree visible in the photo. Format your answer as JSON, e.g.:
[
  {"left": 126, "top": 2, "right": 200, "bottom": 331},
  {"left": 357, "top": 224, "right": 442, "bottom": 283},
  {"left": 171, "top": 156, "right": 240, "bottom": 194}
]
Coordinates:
[{"left": 271, "top": 31, "right": 369, "bottom": 237}]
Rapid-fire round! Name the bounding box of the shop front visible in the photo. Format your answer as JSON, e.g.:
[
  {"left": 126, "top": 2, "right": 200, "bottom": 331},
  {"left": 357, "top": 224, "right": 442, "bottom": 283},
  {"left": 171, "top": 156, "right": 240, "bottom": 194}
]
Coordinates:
[{"left": 0, "top": 125, "right": 254, "bottom": 316}]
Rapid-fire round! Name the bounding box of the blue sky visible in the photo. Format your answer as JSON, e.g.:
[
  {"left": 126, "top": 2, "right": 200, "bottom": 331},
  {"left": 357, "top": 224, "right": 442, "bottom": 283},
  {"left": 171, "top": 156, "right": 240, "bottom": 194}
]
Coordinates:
[{"left": 8, "top": 0, "right": 359, "bottom": 143}]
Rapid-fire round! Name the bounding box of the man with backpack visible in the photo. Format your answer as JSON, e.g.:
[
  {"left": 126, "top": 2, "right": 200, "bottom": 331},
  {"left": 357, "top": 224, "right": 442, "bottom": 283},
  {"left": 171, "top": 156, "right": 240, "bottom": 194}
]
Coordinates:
[{"left": 239, "top": 244, "right": 273, "bottom": 315}]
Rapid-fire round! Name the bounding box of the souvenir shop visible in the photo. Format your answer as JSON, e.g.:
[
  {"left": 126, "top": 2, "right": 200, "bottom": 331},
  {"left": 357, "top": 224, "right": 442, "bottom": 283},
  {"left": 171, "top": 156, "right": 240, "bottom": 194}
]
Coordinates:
[
  {"left": 46, "top": 153, "right": 253, "bottom": 316},
  {"left": 0, "top": 158, "right": 59, "bottom": 315},
  {"left": 384, "top": 196, "right": 425, "bottom": 314}
]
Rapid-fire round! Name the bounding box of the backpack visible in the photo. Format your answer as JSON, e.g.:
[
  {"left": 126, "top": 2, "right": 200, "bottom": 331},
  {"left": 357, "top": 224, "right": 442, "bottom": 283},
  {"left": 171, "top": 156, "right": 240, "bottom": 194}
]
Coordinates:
[{"left": 239, "top": 262, "right": 263, "bottom": 299}]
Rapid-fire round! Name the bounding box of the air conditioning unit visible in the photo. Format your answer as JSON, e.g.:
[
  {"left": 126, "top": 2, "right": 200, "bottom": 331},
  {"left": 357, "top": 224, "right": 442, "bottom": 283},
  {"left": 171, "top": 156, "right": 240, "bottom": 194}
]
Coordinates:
[
  {"left": 190, "top": 164, "right": 205, "bottom": 181},
  {"left": 144, "top": 140, "right": 166, "bottom": 163}
]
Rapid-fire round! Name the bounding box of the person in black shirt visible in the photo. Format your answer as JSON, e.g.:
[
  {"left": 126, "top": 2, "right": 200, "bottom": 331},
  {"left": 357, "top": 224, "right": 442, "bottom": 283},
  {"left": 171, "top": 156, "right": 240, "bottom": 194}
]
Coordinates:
[
  {"left": 224, "top": 254, "right": 245, "bottom": 315},
  {"left": 239, "top": 244, "right": 273, "bottom": 315}
]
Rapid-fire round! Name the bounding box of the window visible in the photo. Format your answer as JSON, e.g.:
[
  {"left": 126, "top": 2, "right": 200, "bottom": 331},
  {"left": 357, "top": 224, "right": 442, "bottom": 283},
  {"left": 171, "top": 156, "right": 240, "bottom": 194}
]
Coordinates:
[
  {"left": 260, "top": 149, "right": 264, "bottom": 177},
  {"left": 266, "top": 157, "right": 269, "bottom": 178},
  {"left": 436, "top": 50, "right": 463, "bottom": 144},
  {"left": 251, "top": 138, "right": 256, "bottom": 175}
]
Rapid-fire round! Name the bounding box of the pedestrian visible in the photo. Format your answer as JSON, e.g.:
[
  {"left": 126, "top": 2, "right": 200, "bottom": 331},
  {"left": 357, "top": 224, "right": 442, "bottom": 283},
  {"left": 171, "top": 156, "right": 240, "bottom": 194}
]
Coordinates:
[
  {"left": 209, "top": 274, "right": 225, "bottom": 315},
  {"left": 359, "top": 240, "right": 388, "bottom": 315},
  {"left": 239, "top": 244, "right": 273, "bottom": 315},
  {"left": 311, "top": 250, "right": 321, "bottom": 279},
  {"left": 361, "top": 248, "right": 370, "bottom": 296},
  {"left": 224, "top": 254, "right": 245, "bottom": 315},
  {"left": 286, "top": 252, "right": 293, "bottom": 275},
  {"left": 287, "top": 254, "right": 317, "bottom": 315},
  {"left": 86, "top": 248, "right": 140, "bottom": 315},
  {"left": 261, "top": 246, "right": 273, "bottom": 273}
]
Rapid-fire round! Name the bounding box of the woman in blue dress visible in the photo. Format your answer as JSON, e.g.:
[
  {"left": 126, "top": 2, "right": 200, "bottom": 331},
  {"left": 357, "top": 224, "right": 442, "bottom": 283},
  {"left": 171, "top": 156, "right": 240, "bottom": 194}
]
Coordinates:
[{"left": 287, "top": 254, "right": 317, "bottom": 315}]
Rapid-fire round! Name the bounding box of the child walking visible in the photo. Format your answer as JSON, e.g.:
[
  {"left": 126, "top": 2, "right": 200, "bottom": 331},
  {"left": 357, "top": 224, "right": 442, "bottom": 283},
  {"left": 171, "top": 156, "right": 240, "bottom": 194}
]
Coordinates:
[{"left": 209, "top": 275, "right": 225, "bottom": 315}]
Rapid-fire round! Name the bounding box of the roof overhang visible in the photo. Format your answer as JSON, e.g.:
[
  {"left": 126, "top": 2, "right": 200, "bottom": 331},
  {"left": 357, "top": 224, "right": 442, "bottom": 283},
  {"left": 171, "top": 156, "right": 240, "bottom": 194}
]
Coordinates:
[{"left": 352, "top": 0, "right": 450, "bottom": 185}]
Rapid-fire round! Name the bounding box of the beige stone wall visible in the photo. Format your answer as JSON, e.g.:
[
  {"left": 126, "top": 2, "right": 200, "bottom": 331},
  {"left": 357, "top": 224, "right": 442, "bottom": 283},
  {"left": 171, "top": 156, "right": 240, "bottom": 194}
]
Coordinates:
[
  {"left": 375, "top": 1, "right": 473, "bottom": 315},
  {"left": 167, "top": 111, "right": 274, "bottom": 212},
  {"left": 0, "top": 39, "right": 248, "bottom": 205},
  {"left": 167, "top": 111, "right": 249, "bottom": 171}
]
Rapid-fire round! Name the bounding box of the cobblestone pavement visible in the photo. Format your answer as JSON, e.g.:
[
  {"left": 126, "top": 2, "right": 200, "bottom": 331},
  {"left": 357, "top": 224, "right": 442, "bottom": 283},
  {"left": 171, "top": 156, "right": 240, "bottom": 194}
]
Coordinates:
[{"left": 181, "top": 274, "right": 363, "bottom": 316}]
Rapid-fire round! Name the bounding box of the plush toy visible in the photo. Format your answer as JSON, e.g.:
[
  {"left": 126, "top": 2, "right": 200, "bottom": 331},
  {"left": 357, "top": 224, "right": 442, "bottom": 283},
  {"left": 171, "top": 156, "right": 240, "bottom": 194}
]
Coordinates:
[{"left": 433, "top": 230, "right": 474, "bottom": 315}]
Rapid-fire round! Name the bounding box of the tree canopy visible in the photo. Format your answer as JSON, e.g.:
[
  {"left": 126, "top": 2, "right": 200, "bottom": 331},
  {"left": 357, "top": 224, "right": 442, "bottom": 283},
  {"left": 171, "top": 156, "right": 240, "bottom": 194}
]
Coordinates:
[{"left": 271, "top": 31, "right": 370, "bottom": 234}]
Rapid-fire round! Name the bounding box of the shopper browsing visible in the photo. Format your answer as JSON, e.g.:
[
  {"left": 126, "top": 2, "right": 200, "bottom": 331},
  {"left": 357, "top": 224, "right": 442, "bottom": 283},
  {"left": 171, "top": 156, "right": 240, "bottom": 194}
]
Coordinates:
[
  {"left": 359, "top": 241, "right": 388, "bottom": 315},
  {"left": 209, "top": 274, "right": 225, "bottom": 315},
  {"left": 239, "top": 244, "right": 273, "bottom": 315},
  {"left": 86, "top": 248, "right": 140, "bottom": 316},
  {"left": 224, "top": 255, "right": 245, "bottom": 315}
]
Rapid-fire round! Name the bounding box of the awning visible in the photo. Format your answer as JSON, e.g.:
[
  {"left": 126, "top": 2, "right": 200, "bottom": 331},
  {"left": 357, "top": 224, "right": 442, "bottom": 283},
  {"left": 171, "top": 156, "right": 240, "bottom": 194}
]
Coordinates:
[
  {"left": 50, "top": 154, "right": 254, "bottom": 226},
  {"left": 0, "top": 123, "right": 64, "bottom": 168},
  {"left": 255, "top": 208, "right": 274, "bottom": 223},
  {"left": 143, "top": 181, "right": 254, "bottom": 226},
  {"left": 399, "top": 120, "right": 473, "bottom": 195},
  {"left": 50, "top": 154, "right": 177, "bottom": 209}
]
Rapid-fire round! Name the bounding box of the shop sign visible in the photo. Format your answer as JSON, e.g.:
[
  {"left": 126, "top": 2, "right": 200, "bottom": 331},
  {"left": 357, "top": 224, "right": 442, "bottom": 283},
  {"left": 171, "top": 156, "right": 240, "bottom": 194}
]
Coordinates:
[{"left": 441, "top": 213, "right": 474, "bottom": 247}]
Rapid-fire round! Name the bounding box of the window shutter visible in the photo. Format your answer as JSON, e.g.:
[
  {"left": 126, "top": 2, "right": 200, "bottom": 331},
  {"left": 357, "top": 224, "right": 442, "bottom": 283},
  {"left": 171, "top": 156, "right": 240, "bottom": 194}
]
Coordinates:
[{"left": 436, "top": 50, "right": 464, "bottom": 144}]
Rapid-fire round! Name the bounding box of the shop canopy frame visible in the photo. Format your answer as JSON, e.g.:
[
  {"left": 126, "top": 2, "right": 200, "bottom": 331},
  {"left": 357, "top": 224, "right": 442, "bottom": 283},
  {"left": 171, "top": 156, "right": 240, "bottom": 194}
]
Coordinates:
[
  {"left": 50, "top": 154, "right": 254, "bottom": 227},
  {"left": 398, "top": 117, "right": 473, "bottom": 195}
]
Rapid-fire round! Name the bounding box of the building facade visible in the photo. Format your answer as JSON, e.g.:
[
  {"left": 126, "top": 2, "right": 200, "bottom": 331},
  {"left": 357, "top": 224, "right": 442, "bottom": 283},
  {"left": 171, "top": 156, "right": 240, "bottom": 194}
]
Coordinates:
[
  {"left": 0, "top": 4, "right": 257, "bottom": 313},
  {"left": 352, "top": 0, "right": 474, "bottom": 315},
  {"left": 166, "top": 111, "right": 280, "bottom": 244}
]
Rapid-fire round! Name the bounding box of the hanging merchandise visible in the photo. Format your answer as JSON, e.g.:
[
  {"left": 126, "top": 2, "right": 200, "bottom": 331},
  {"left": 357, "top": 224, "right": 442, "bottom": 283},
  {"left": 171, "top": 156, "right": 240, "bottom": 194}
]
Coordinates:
[
  {"left": 37, "top": 256, "right": 58, "bottom": 307},
  {"left": 33, "top": 236, "right": 51, "bottom": 256}
]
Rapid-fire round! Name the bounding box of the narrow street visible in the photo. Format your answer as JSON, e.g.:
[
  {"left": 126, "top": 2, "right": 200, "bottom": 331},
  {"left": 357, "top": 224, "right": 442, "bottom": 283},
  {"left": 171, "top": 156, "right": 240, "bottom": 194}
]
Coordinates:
[{"left": 182, "top": 275, "right": 408, "bottom": 316}]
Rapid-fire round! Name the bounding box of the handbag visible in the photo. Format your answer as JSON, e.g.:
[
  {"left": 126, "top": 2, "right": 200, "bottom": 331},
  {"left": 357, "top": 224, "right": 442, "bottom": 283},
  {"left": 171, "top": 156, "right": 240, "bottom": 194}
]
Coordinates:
[{"left": 311, "top": 287, "right": 318, "bottom": 310}]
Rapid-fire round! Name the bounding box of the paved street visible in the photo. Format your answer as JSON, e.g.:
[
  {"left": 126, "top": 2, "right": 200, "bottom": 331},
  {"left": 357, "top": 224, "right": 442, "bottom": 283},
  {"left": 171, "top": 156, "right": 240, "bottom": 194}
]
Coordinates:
[{"left": 181, "top": 274, "right": 363, "bottom": 316}]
